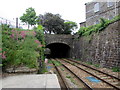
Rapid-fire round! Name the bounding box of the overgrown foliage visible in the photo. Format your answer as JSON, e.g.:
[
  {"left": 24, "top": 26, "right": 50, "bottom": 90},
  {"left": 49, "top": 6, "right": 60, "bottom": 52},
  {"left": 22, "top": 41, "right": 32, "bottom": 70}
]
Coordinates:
[
  {"left": 85, "top": 61, "right": 100, "bottom": 68},
  {"left": 77, "top": 15, "right": 120, "bottom": 37},
  {"left": 34, "top": 25, "right": 46, "bottom": 73},
  {"left": 1, "top": 24, "right": 44, "bottom": 71},
  {"left": 52, "top": 60, "right": 61, "bottom": 66}
]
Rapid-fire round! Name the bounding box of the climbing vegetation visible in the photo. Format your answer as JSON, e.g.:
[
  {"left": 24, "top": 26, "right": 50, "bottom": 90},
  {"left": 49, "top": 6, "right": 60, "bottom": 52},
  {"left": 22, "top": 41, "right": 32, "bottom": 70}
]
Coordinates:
[{"left": 77, "top": 14, "right": 120, "bottom": 37}]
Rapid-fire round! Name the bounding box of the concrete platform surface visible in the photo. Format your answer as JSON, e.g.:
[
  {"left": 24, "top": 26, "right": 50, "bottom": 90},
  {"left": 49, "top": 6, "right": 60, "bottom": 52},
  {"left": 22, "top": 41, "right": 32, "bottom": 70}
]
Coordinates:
[{"left": 2, "top": 74, "right": 61, "bottom": 89}]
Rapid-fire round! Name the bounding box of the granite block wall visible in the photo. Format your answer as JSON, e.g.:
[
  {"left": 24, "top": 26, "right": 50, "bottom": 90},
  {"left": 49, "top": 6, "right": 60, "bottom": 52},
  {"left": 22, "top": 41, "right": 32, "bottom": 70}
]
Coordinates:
[{"left": 73, "top": 21, "right": 120, "bottom": 68}]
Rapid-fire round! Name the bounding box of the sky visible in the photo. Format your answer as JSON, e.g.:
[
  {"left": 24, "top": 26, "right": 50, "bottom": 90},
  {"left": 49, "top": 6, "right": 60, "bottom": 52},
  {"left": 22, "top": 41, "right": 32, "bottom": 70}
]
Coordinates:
[{"left": 0, "top": 0, "right": 93, "bottom": 29}]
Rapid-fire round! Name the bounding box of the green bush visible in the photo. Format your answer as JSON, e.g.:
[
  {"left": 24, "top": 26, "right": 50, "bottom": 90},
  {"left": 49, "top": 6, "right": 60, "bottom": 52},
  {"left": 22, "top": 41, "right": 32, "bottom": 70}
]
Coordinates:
[
  {"left": 1, "top": 24, "right": 45, "bottom": 70},
  {"left": 77, "top": 14, "right": 120, "bottom": 37}
]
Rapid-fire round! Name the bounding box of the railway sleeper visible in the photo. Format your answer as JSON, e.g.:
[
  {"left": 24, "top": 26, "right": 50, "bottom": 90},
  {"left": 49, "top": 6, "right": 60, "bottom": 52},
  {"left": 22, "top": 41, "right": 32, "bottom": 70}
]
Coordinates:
[
  {"left": 62, "top": 59, "right": 120, "bottom": 89},
  {"left": 100, "top": 77, "right": 112, "bottom": 79}
]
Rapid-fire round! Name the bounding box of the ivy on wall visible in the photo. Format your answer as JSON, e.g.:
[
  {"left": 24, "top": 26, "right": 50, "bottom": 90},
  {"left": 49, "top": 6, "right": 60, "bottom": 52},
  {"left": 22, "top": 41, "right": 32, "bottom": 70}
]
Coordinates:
[{"left": 77, "top": 14, "right": 120, "bottom": 37}]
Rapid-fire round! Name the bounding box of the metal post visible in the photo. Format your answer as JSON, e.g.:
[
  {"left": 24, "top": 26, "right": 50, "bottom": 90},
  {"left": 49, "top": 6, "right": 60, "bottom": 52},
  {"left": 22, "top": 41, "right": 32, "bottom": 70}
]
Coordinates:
[
  {"left": 6, "top": 20, "right": 7, "bottom": 25},
  {"left": 16, "top": 18, "right": 18, "bottom": 28}
]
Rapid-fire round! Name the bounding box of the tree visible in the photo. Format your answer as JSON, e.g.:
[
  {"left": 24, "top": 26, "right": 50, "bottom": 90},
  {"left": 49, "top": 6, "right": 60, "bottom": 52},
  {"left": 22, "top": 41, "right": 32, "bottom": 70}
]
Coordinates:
[
  {"left": 38, "top": 13, "right": 65, "bottom": 34},
  {"left": 20, "top": 7, "right": 38, "bottom": 29},
  {"left": 63, "top": 21, "right": 78, "bottom": 34},
  {"left": 37, "top": 13, "right": 78, "bottom": 34}
]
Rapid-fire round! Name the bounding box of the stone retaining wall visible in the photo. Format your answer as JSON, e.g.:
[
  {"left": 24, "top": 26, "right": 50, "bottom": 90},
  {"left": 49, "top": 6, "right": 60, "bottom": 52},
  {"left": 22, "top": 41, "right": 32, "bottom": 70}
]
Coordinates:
[{"left": 73, "top": 21, "right": 120, "bottom": 68}]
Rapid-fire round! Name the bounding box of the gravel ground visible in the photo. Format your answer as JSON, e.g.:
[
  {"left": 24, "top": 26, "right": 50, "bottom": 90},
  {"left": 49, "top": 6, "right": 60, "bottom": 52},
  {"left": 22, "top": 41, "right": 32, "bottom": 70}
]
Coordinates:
[
  {"left": 65, "top": 60, "right": 119, "bottom": 86},
  {"left": 46, "top": 60, "right": 86, "bottom": 88},
  {"left": 78, "top": 60, "right": 119, "bottom": 78},
  {"left": 60, "top": 60, "right": 113, "bottom": 89},
  {"left": 58, "top": 65, "right": 85, "bottom": 88}
]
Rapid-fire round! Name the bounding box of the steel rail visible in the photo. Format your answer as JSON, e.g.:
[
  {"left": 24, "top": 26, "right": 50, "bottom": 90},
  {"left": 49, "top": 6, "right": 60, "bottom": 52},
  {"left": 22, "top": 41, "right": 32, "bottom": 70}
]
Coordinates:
[
  {"left": 62, "top": 59, "right": 120, "bottom": 90},
  {"left": 67, "top": 58, "right": 120, "bottom": 81},
  {"left": 51, "top": 59, "right": 70, "bottom": 90},
  {"left": 55, "top": 59, "right": 93, "bottom": 90}
]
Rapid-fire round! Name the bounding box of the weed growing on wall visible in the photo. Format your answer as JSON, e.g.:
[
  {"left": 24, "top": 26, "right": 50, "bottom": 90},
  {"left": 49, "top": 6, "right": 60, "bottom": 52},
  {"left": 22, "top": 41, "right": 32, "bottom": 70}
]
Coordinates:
[{"left": 77, "top": 14, "right": 120, "bottom": 37}]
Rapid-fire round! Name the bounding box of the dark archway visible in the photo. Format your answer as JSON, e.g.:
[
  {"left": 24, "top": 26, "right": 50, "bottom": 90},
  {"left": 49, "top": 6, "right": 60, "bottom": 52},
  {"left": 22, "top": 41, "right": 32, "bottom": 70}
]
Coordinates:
[{"left": 46, "top": 43, "right": 70, "bottom": 58}]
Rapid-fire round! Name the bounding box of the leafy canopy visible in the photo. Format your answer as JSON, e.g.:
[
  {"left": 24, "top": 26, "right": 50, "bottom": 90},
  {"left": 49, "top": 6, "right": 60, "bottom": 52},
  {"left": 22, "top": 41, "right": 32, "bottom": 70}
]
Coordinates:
[
  {"left": 38, "top": 13, "right": 77, "bottom": 34},
  {"left": 20, "top": 7, "right": 38, "bottom": 26},
  {"left": 63, "top": 21, "right": 78, "bottom": 34},
  {"left": 38, "top": 13, "right": 64, "bottom": 34}
]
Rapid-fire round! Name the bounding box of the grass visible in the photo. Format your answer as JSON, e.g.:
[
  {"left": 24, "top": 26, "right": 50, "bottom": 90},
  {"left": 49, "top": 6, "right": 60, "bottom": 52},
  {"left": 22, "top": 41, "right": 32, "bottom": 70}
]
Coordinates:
[
  {"left": 112, "top": 67, "right": 120, "bottom": 72},
  {"left": 48, "top": 60, "right": 52, "bottom": 64},
  {"left": 66, "top": 76, "right": 76, "bottom": 84},
  {"left": 52, "top": 60, "right": 61, "bottom": 66},
  {"left": 70, "top": 78, "right": 76, "bottom": 84},
  {"left": 86, "top": 62, "right": 93, "bottom": 65},
  {"left": 94, "top": 64, "right": 100, "bottom": 68},
  {"left": 85, "top": 62, "right": 100, "bottom": 68},
  {"left": 0, "top": 64, "right": 2, "bottom": 67},
  {"left": 38, "top": 63, "right": 48, "bottom": 74},
  {"left": 66, "top": 76, "right": 71, "bottom": 78},
  {"left": 72, "top": 63, "right": 76, "bottom": 66},
  {"left": 75, "top": 59, "right": 81, "bottom": 61},
  {"left": 41, "top": 68, "right": 48, "bottom": 73},
  {"left": 61, "top": 68, "right": 64, "bottom": 71}
]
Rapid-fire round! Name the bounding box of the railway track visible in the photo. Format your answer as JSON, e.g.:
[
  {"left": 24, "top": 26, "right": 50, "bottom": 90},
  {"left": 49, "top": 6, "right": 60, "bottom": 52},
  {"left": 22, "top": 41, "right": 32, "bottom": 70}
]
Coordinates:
[
  {"left": 51, "top": 59, "right": 93, "bottom": 89},
  {"left": 51, "top": 59, "right": 69, "bottom": 89},
  {"left": 59, "top": 58, "right": 120, "bottom": 90},
  {"left": 68, "top": 58, "right": 120, "bottom": 80}
]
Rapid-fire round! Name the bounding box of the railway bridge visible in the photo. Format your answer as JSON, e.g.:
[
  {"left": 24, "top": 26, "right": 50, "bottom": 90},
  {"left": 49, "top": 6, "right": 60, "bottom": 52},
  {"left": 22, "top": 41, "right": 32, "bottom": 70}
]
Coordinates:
[{"left": 45, "top": 34, "right": 74, "bottom": 58}]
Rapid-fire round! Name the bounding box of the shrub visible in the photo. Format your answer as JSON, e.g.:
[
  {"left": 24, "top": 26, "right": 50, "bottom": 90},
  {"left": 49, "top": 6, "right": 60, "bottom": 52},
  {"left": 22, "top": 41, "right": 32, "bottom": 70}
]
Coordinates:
[
  {"left": 77, "top": 14, "right": 120, "bottom": 37},
  {"left": 2, "top": 24, "right": 44, "bottom": 70}
]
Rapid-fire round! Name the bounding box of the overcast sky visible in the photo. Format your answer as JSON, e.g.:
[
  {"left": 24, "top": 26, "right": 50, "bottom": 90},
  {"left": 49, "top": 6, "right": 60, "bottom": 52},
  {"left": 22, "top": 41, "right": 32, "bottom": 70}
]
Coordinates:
[
  {"left": 0, "top": 0, "right": 119, "bottom": 29},
  {"left": 0, "top": 0, "right": 94, "bottom": 28}
]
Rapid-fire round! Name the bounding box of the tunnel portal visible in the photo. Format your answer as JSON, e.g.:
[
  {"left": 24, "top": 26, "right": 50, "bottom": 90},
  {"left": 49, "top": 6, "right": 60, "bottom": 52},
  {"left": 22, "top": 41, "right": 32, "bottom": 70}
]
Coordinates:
[{"left": 46, "top": 43, "right": 70, "bottom": 58}]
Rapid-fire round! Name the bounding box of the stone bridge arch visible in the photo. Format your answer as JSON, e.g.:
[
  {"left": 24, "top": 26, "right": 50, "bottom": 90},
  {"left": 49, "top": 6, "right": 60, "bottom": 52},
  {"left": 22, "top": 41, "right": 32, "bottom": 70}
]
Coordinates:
[
  {"left": 45, "top": 34, "right": 73, "bottom": 48},
  {"left": 45, "top": 34, "right": 74, "bottom": 58}
]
